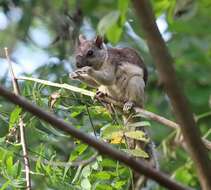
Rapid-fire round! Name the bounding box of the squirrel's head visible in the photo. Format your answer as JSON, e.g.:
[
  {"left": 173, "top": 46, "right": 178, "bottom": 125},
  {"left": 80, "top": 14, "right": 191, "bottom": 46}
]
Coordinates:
[{"left": 75, "top": 35, "right": 106, "bottom": 70}]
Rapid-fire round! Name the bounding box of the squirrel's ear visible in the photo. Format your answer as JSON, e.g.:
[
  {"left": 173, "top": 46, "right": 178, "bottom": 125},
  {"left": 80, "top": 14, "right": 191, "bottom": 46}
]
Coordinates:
[
  {"left": 78, "top": 34, "right": 86, "bottom": 44},
  {"left": 95, "top": 36, "right": 103, "bottom": 49}
]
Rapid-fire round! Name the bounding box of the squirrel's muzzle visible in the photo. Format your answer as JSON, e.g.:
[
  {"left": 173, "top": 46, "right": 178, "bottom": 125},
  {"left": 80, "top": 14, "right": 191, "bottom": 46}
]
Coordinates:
[
  {"left": 76, "top": 55, "right": 93, "bottom": 68},
  {"left": 76, "top": 61, "right": 83, "bottom": 68},
  {"left": 75, "top": 55, "right": 84, "bottom": 68}
]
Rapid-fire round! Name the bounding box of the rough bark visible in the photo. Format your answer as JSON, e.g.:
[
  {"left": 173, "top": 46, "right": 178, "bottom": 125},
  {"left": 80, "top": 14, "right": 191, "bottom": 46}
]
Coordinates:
[{"left": 132, "top": 1, "right": 211, "bottom": 189}]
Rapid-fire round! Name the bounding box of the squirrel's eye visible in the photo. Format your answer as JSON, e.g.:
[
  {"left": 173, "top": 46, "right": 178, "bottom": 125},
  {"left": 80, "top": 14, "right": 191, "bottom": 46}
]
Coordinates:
[{"left": 87, "top": 50, "right": 93, "bottom": 57}]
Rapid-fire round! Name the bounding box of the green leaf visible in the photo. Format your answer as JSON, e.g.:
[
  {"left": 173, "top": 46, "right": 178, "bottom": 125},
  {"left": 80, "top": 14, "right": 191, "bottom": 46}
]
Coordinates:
[
  {"left": 94, "top": 171, "right": 111, "bottom": 180},
  {"left": 69, "top": 144, "right": 88, "bottom": 161},
  {"left": 153, "top": 0, "right": 172, "bottom": 17},
  {"left": 70, "top": 105, "right": 85, "bottom": 118},
  {"left": 124, "top": 131, "right": 149, "bottom": 142},
  {"left": 122, "top": 148, "right": 149, "bottom": 158},
  {"left": 35, "top": 157, "right": 42, "bottom": 173},
  {"left": 106, "top": 24, "right": 123, "bottom": 44},
  {"left": 118, "top": 0, "right": 129, "bottom": 16},
  {"left": 118, "top": 0, "right": 129, "bottom": 24},
  {"left": 0, "top": 181, "right": 11, "bottom": 190},
  {"left": 113, "top": 180, "right": 127, "bottom": 189},
  {"left": 12, "top": 160, "right": 21, "bottom": 178},
  {"left": 101, "top": 124, "right": 122, "bottom": 139},
  {"left": 6, "top": 155, "right": 13, "bottom": 170},
  {"left": 98, "top": 11, "right": 120, "bottom": 35},
  {"left": 98, "top": 11, "right": 123, "bottom": 44},
  {"left": 101, "top": 159, "right": 117, "bottom": 168},
  {"left": 173, "top": 167, "right": 193, "bottom": 185},
  {"left": 5, "top": 155, "right": 18, "bottom": 177},
  {"left": 96, "top": 184, "right": 113, "bottom": 190},
  {"left": 9, "top": 106, "right": 22, "bottom": 128},
  {"left": 71, "top": 111, "right": 81, "bottom": 118}
]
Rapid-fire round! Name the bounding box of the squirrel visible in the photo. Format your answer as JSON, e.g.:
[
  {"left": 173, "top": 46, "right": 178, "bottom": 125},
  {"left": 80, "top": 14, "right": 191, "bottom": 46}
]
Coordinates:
[
  {"left": 70, "top": 35, "right": 148, "bottom": 112},
  {"left": 70, "top": 35, "right": 158, "bottom": 187}
]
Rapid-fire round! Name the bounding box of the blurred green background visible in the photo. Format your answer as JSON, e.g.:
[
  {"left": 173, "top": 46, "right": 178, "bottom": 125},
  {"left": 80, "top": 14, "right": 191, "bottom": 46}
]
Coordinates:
[{"left": 0, "top": 0, "right": 210, "bottom": 189}]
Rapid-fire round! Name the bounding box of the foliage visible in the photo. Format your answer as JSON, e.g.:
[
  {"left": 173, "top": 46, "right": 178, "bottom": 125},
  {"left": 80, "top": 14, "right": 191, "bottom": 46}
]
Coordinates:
[{"left": 0, "top": 0, "right": 211, "bottom": 189}]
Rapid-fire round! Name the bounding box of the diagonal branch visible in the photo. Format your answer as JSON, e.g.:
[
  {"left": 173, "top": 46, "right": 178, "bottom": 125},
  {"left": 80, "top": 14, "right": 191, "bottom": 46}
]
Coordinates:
[
  {"left": 4, "top": 48, "right": 31, "bottom": 190},
  {"left": 131, "top": 1, "right": 211, "bottom": 189},
  {"left": 0, "top": 85, "right": 191, "bottom": 190}
]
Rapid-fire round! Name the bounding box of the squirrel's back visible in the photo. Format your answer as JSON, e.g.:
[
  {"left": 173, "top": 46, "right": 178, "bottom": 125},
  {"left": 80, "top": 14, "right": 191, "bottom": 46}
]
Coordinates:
[{"left": 107, "top": 47, "right": 148, "bottom": 84}]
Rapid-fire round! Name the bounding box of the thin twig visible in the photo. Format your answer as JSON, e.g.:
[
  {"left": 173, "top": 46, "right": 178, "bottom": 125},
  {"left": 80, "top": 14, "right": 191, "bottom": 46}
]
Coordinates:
[
  {"left": 38, "top": 152, "right": 97, "bottom": 167},
  {"left": 4, "top": 48, "right": 31, "bottom": 190},
  {"left": 134, "top": 107, "right": 179, "bottom": 129},
  {"left": 0, "top": 86, "right": 191, "bottom": 190},
  {"left": 85, "top": 105, "right": 97, "bottom": 137},
  {"left": 17, "top": 76, "right": 95, "bottom": 98},
  {"left": 5, "top": 48, "right": 20, "bottom": 94},
  {"left": 17, "top": 76, "right": 211, "bottom": 150},
  {"left": 7, "top": 146, "right": 98, "bottom": 169},
  {"left": 28, "top": 152, "right": 98, "bottom": 167}
]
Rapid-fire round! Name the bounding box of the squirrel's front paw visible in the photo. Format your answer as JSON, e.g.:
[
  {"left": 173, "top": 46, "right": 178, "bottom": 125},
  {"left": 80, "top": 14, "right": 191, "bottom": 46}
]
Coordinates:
[
  {"left": 77, "top": 66, "right": 92, "bottom": 74},
  {"left": 69, "top": 66, "right": 92, "bottom": 79},
  {"left": 69, "top": 72, "right": 80, "bottom": 79}
]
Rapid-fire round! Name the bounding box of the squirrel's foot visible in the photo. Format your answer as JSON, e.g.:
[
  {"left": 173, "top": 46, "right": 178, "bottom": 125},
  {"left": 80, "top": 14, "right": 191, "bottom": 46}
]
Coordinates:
[
  {"left": 94, "top": 90, "right": 108, "bottom": 101},
  {"left": 69, "top": 68, "right": 91, "bottom": 80},
  {"left": 123, "top": 101, "right": 134, "bottom": 113}
]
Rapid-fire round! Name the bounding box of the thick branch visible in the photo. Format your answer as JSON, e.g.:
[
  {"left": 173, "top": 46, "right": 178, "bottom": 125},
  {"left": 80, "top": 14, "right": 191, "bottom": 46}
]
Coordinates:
[
  {"left": 132, "top": 1, "right": 211, "bottom": 189},
  {"left": 5, "top": 48, "right": 31, "bottom": 190},
  {"left": 0, "top": 86, "right": 191, "bottom": 190}
]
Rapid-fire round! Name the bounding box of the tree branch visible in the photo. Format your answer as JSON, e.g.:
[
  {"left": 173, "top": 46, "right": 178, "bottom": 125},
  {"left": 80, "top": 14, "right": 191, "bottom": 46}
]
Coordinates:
[
  {"left": 5, "top": 48, "right": 31, "bottom": 190},
  {"left": 17, "top": 76, "right": 211, "bottom": 150},
  {"left": 0, "top": 85, "right": 191, "bottom": 190},
  {"left": 131, "top": 1, "right": 211, "bottom": 189},
  {"left": 18, "top": 76, "right": 95, "bottom": 98}
]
